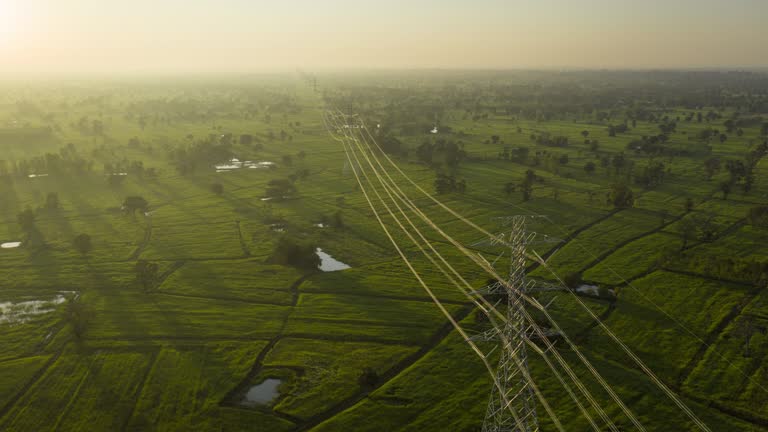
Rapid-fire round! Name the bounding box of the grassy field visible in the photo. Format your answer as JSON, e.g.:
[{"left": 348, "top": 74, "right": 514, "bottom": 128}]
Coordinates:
[{"left": 1, "top": 72, "right": 767, "bottom": 431}]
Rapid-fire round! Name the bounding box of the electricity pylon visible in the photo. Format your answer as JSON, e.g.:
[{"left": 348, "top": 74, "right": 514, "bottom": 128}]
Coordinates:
[{"left": 482, "top": 215, "right": 539, "bottom": 432}]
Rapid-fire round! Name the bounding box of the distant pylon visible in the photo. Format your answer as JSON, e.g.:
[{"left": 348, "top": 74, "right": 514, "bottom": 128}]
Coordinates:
[{"left": 482, "top": 215, "right": 539, "bottom": 432}]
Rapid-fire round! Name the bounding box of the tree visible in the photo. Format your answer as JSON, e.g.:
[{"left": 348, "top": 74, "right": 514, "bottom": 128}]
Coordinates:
[
  {"left": 747, "top": 206, "right": 768, "bottom": 227},
  {"left": 678, "top": 217, "right": 697, "bottom": 250},
  {"left": 267, "top": 237, "right": 320, "bottom": 270},
  {"left": 210, "top": 183, "right": 224, "bottom": 195},
  {"left": 520, "top": 170, "right": 536, "bottom": 202},
  {"left": 687, "top": 212, "right": 720, "bottom": 242},
  {"left": 66, "top": 298, "right": 91, "bottom": 340},
  {"left": 358, "top": 367, "right": 379, "bottom": 388},
  {"left": 611, "top": 153, "right": 627, "bottom": 175},
  {"left": 584, "top": 161, "right": 596, "bottom": 174},
  {"left": 609, "top": 184, "right": 634, "bottom": 208},
  {"left": 282, "top": 154, "right": 293, "bottom": 166},
  {"left": 504, "top": 182, "right": 516, "bottom": 195},
  {"left": 456, "top": 178, "right": 467, "bottom": 193},
  {"left": 379, "top": 135, "right": 403, "bottom": 155},
  {"left": 720, "top": 181, "right": 732, "bottom": 200},
  {"left": 685, "top": 197, "right": 694, "bottom": 213},
  {"left": 581, "top": 130, "right": 589, "bottom": 140},
  {"left": 239, "top": 134, "right": 253, "bottom": 145},
  {"left": 564, "top": 272, "right": 582, "bottom": 288},
  {"left": 73, "top": 233, "right": 92, "bottom": 256},
  {"left": 266, "top": 179, "right": 296, "bottom": 199},
  {"left": 45, "top": 192, "right": 60, "bottom": 210},
  {"left": 703, "top": 158, "right": 720, "bottom": 180},
  {"left": 333, "top": 210, "right": 344, "bottom": 228},
  {"left": 513, "top": 146, "right": 529, "bottom": 163},
  {"left": 123, "top": 196, "right": 149, "bottom": 215},
  {"left": 17, "top": 208, "right": 35, "bottom": 231},
  {"left": 134, "top": 260, "right": 159, "bottom": 292}
]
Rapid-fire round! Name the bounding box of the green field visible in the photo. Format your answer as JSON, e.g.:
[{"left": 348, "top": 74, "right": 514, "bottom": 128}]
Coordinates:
[{"left": 1, "top": 71, "right": 768, "bottom": 431}]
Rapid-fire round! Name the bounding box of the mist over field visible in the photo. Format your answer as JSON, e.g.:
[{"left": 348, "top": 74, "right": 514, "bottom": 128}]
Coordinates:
[
  {"left": 1, "top": 1, "right": 768, "bottom": 432},
  {"left": 2, "top": 0, "right": 768, "bottom": 76}
]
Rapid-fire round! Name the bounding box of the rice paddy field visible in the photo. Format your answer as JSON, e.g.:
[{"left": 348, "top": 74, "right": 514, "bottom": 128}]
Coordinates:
[{"left": 1, "top": 71, "right": 767, "bottom": 431}]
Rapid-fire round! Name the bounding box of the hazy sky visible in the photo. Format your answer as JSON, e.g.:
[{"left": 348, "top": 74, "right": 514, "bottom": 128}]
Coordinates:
[{"left": 1, "top": 0, "right": 767, "bottom": 75}]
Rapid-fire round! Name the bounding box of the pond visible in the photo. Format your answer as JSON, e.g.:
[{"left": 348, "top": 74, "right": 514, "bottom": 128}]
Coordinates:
[
  {"left": 0, "top": 294, "right": 68, "bottom": 325},
  {"left": 1, "top": 242, "right": 21, "bottom": 249},
  {"left": 576, "top": 284, "right": 600, "bottom": 296},
  {"left": 241, "top": 378, "right": 282, "bottom": 406},
  {"left": 316, "top": 248, "right": 351, "bottom": 272},
  {"left": 215, "top": 158, "right": 276, "bottom": 172}
]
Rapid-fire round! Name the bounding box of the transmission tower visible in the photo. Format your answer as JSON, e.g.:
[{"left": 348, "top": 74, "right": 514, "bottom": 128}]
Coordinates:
[{"left": 482, "top": 215, "right": 539, "bottom": 432}]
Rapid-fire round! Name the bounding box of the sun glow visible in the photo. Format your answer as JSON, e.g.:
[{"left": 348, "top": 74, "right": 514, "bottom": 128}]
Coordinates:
[{"left": 0, "top": 0, "right": 18, "bottom": 46}]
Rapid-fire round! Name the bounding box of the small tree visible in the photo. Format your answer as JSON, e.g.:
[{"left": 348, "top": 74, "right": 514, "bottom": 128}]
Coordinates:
[
  {"left": 584, "top": 161, "right": 596, "bottom": 174},
  {"left": 720, "top": 181, "right": 731, "bottom": 200},
  {"left": 267, "top": 237, "right": 320, "bottom": 271},
  {"left": 504, "top": 182, "right": 516, "bottom": 195},
  {"left": 520, "top": 170, "right": 536, "bottom": 202},
  {"left": 45, "top": 192, "right": 60, "bottom": 210},
  {"left": 358, "top": 367, "right": 379, "bottom": 388},
  {"left": 678, "top": 217, "right": 696, "bottom": 250},
  {"left": 73, "top": 233, "right": 92, "bottom": 256},
  {"left": 564, "top": 272, "right": 582, "bottom": 288},
  {"left": 333, "top": 210, "right": 345, "bottom": 228},
  {"left": 135, "top": 260, "right": 159, "bottom": 292},
  {"left": 684, "top": 197, "right": 694, "bottom": 213},
  {"left": 123, "top": 196, "right": 149, "bottom": 215},
  {"left": 703, "top": 157, "right": 720, "bottom": 180},
  {"left": 609, "top": 184, "right": 634, "bottom": 208},
  {"left": 747, "top": 206, "right": 768, "bottom": 227},
  {"left": 17, "top": 208, "right": 36, "bottom": 231},
  {"left": 66, "top": 299, "right": 91, "bottom": 340},
  {"left": 211, "top": 183, "right": 224, "bottom": 195}
]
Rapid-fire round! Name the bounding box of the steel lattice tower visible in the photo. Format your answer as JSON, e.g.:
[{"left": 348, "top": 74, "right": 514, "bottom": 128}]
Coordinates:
[{"left": 482, "top": 216, "right": 539, "bottom": 432}]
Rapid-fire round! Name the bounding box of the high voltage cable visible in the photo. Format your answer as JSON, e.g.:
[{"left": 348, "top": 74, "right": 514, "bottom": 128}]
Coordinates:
[
  {"left": 340, "top": 112, "right": 643, "bottom": 430},
  {"left": 331, "top": 112, "right": 616, "bottom": 431},
  {"left": 348, "top": 113, "right": 692, "bottom": 430},
  {"left": 332, "top": 112, "right": 628, "bottom": 430},
  {"left": 323, "top": 112, "right": 531, "bottom": 431},
  {"left": 332, "top": 112, "right": 566, "bottom": 431},
  {"left": 527, "top": 208, "right": 768, "bottom": 399},
  {"left": 344, "top": 115, "right": 620, "bottom": 430},
  {"left": 351, "top": 112, "right": 711, "bottom": 432}
]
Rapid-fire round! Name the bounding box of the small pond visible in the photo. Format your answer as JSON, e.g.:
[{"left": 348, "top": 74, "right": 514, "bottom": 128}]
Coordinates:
[
  {"left": 0, "top": 294, "right": 68, "bottom": 325},
  {"left": 575, "top": 284, "right": 599, "bottom": 296},
  {"left": 241, "top": 378, "right": 282, "bottom": 406},
  {"left": 215, "top": 158, "right": 276, "bottom": 172},
  {"left": 316, "top": 248, "right": 351, "bottom": 272}
]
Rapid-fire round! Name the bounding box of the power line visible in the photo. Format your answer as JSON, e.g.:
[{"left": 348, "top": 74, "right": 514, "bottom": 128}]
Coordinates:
[{"left": 346, "top": 110, "right": 712, "bottom": 431}]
